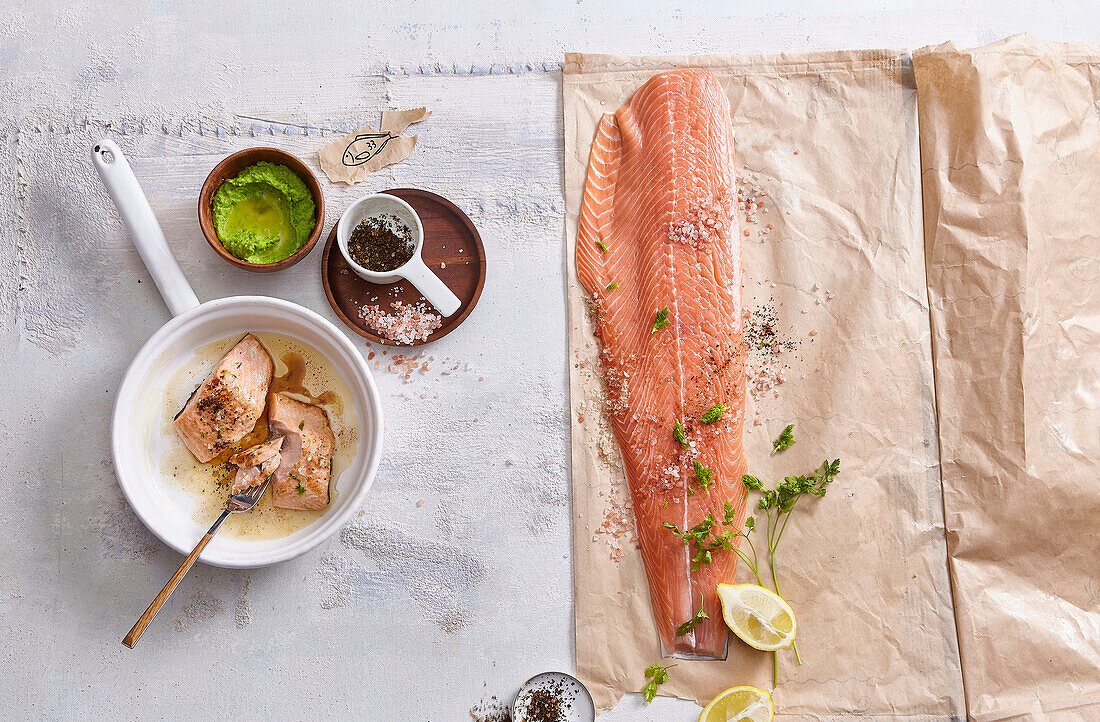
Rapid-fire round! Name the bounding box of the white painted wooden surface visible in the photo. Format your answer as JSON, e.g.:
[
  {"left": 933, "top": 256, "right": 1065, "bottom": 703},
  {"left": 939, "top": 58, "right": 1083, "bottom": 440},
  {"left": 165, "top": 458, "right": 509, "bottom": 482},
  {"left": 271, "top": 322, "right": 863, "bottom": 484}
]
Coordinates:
[{"left": 0, "top": 2, "right": 1095, "bottom": 719}]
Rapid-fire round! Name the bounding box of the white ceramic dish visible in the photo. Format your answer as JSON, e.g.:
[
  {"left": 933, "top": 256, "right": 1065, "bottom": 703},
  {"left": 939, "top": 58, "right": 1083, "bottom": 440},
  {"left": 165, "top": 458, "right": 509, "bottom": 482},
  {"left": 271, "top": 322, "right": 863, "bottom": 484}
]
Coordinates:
[
  {"left": 94, "top": 139, "right": 383, "bottom": 569},
  {"left": 512, "top": 672, "right": 595, "bottom": 722}
]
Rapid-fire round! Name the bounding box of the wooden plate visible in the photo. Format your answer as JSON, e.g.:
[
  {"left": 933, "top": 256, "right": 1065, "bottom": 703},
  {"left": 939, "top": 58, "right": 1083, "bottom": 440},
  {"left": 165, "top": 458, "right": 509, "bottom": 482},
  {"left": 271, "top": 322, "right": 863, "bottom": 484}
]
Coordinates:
[{"left": 321, "top": 188, "right": 486, "bottom": 346}]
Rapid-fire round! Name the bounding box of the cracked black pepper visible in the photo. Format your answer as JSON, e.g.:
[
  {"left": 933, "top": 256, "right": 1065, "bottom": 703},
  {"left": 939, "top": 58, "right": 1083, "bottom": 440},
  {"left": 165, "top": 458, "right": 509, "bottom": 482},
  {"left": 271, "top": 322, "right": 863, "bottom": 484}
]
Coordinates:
[{"left": 347, "top": 214, "right": 415, "bottom": 272}]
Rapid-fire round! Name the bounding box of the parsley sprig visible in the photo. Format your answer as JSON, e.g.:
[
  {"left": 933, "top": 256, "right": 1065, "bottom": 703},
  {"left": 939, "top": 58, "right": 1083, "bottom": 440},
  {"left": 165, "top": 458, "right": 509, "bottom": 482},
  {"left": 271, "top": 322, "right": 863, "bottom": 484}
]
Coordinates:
[
  {"left": 672, "top": 420, "right": 688, "bottom": 448},
  {"left": 664, "top": 501, "right": 740, "bottom": 571},
  {"left": 651, "top": 307, "right": 671, "bottom": 333},
  {"left": 641, "top": 662, "right": 675, "bottom": 703},
  {"left": 740, "top": 424, "right": 841, "bottom": 684},
  {"left": 699, "top": 404, "right": 726, "bottom": 424},
  {"left": 691, "top": 459, "right": 714, "bottom": 493},
  {"left": 771, "top": 423, "right": 795, "bottom": 453},
  {"left": 675, "top": 606, "right": 710, "bottom": 637}
]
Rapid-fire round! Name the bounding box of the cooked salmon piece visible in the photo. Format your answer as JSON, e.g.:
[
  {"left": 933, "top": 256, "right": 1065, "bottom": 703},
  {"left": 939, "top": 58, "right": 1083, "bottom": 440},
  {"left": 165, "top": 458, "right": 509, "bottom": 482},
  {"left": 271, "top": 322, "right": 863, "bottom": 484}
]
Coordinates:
[
  {"left": 229, "top": 437, "right": 283, "bottom": 493},
  {"left": 174, "top": 334, "right": 275, "bottom": 463},
  {"left": 576, "top": 69, "right": 747, "bottom": 659},
  {"left": 267, "top": 393, "right": 335, "bottom": 510}
]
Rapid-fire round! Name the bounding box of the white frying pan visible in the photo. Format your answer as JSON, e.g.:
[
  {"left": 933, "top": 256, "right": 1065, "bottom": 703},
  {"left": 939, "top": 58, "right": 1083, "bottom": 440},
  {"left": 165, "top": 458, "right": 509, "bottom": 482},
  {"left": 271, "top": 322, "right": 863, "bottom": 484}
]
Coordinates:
[{"left": 93, "top": 139, "right": 383, "bottom": 568}]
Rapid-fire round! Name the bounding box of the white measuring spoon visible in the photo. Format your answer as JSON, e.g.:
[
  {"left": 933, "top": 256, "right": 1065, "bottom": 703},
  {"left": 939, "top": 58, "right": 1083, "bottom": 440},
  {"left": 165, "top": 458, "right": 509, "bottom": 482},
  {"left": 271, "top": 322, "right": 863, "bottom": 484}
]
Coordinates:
[{"left": 337, "top": 193, "right": 462, "bottom": 317}]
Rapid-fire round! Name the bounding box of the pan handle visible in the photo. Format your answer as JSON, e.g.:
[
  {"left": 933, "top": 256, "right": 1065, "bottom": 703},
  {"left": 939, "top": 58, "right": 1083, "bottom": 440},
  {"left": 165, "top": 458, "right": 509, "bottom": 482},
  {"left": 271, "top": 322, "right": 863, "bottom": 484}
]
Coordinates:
[{"left": 92, "top": 139, "right": 200, "bottom": 317}]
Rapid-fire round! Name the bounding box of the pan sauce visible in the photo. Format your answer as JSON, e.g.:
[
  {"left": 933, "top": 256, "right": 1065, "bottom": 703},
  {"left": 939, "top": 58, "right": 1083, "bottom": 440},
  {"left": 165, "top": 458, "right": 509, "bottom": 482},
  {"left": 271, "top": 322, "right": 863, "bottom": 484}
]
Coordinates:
[{"left": 157, "top": 332, "right": 359, "bottom": 541}]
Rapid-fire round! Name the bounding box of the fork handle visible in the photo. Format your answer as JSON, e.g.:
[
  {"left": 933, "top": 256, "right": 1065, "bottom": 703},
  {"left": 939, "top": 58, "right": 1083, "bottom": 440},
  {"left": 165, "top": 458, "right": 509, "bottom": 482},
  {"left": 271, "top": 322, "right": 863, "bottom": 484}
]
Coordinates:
[{"left": 122, "top": 526, "right": 220, "bottom": 648}]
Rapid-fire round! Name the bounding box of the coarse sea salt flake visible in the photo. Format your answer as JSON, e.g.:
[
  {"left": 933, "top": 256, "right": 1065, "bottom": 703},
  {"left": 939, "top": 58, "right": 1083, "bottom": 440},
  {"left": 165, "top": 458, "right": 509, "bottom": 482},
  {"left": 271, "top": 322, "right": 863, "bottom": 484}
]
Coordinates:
[{"left": 358, "top": 301, "right": 442, "bottom": 345}]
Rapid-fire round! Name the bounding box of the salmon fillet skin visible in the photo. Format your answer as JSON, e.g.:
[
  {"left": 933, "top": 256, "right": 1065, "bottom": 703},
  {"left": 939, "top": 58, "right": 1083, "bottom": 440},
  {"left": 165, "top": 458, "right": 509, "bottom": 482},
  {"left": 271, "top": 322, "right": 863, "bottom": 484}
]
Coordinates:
[
  {"left": 576, "top": 69, "right": 748, "bottom": 659},
  {"left": 174, "top": 334, "right": 274, "bottom": 463}
]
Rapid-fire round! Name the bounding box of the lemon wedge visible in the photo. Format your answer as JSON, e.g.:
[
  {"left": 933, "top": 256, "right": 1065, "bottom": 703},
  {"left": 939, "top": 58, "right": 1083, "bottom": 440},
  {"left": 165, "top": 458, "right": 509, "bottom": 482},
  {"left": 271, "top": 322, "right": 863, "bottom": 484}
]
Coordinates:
[
  {"left": 716, "top": 583, "right": 796, "bottom": 651},
  {"left": 698, "top": 685, "right": 774, "bottom": 722}
]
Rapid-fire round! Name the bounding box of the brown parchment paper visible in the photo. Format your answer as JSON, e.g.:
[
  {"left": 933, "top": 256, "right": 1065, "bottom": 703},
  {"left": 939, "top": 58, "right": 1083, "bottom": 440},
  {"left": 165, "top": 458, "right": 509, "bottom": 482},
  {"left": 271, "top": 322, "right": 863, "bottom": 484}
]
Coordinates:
[
  {"left": 565, "top": 52, "right": 964, "bottom": 716},
  {"left": 914, "top": 35, "right": 1100, "bottom": 722},
  {"left": 318, "top": 107, "right": 430, "bottom": 183}
]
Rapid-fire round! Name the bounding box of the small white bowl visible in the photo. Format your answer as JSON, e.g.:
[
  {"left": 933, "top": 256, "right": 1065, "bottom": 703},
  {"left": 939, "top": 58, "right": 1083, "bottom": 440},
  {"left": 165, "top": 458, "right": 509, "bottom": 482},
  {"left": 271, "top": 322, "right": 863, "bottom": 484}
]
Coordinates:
[
  {"left": 337, "top": 193, "right": 461, "bottom": 316},
  {"left": 512, "top": 672, "right": 595, "bottom": 722}
]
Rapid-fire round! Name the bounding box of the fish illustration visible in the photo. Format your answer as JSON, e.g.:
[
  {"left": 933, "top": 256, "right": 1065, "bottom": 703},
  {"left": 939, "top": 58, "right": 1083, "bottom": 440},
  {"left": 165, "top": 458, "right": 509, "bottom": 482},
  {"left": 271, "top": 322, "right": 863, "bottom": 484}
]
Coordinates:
[{"left": 342, "top": 132, "right": 396, "bottom": 166}]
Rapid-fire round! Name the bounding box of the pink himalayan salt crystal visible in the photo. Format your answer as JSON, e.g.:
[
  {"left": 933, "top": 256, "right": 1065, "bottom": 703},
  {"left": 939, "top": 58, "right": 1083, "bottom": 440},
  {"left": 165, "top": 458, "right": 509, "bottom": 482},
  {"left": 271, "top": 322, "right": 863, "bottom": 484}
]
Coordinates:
[
  {"left": 666, "top": 191, "right": 734, "bottom": 250},
  {"left": 359, "top": 301, "right": 442, "bottom": 345}
]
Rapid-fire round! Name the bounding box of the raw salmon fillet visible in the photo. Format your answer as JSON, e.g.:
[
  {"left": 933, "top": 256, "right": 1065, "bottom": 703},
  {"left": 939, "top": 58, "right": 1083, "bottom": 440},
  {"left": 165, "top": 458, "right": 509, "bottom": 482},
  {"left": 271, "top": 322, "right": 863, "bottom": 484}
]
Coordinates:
[{"left": 576, "top": 69, "right": 748, "bottom": 659}]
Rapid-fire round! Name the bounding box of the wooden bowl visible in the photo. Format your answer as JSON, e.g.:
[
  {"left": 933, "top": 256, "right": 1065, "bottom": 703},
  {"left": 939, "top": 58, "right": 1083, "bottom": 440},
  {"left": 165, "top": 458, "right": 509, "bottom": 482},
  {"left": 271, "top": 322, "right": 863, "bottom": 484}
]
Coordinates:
[
  {"left": 198, "top": 147, "right": 325, "bottom": 272},
  {"left": 321, "top": 188, "right": 486, "bottom": 346}
]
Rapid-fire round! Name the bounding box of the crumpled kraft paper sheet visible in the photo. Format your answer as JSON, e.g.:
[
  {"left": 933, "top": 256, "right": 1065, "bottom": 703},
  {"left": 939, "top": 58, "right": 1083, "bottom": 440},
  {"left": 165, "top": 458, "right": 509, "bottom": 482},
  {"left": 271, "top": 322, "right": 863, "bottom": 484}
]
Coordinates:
[
  {"left": 318, "top": 107, "right": 430, "bottom": 184},
  {"left": 564, "top": 51, "right": 965, "bottom": 717},
  {"left": 914, "top": 34, "right": 1100, "bottom": 722}
]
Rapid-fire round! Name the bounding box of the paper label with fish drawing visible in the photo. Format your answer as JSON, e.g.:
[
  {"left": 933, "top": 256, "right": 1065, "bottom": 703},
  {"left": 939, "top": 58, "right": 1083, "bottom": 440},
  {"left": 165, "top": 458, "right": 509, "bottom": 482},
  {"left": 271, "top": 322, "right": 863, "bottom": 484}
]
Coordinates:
[{"left": 318, "top": 107, "right": 431, "bottom": 184}]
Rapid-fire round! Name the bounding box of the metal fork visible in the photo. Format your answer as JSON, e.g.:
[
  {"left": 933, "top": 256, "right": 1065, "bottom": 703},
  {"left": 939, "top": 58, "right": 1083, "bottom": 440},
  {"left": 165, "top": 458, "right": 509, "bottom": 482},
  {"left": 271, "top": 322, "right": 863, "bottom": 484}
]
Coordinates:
[{"left": 122, "top": 476, "right": 272, "bottom": 648}]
